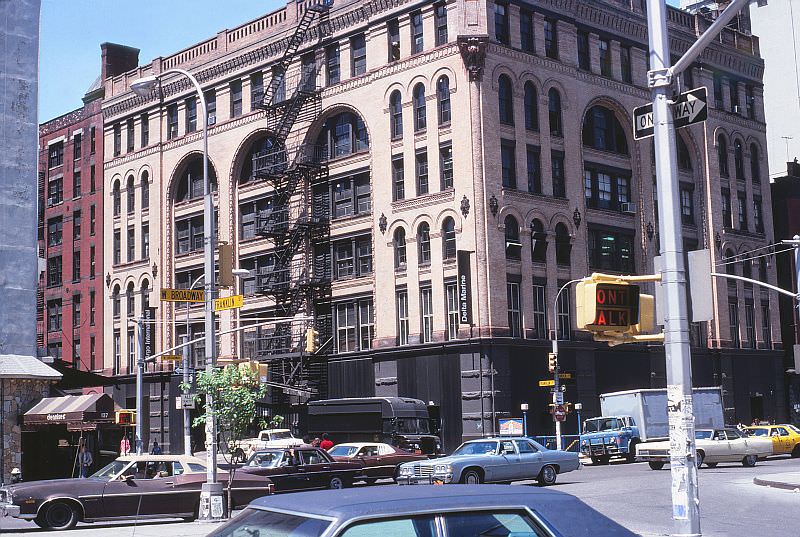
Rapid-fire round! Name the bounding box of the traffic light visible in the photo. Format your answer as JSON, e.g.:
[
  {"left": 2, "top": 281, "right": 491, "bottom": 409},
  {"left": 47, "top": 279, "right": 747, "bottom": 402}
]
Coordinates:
[
  {"left": 116, "top": 410, "right": 135, "bottom": 426},
  {"left": 218, "top": 242, "right": 234, "bottom": 288},
  {"left": 548, "top": 353, "right": 557, "bottom": 373},
  {"left": 305, "top": 327, "right": 319, "bottom": 353}
]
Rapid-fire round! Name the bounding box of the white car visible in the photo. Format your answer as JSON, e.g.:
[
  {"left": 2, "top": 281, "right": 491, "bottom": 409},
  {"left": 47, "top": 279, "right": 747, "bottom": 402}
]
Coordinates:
[{"left": 637, "top": 428, "right": 773, "bottom": 470}]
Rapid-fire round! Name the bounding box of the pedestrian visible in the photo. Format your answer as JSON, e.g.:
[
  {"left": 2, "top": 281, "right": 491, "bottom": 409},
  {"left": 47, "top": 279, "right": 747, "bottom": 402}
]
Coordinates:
[
  {"left": 319, "top": 433, "right": 333, "bottom": 451},
  {"left": 311, "top": 437, "right": 321, "bottom": 448},
  {"left": 78, "top": 445, "right": 93, "bottom": 478},
  {"left": 120, "top": 434, "right": 131, "bottom": 456},
  {"left": 151, "top": 440, "right": 162, "bottom": 455}
]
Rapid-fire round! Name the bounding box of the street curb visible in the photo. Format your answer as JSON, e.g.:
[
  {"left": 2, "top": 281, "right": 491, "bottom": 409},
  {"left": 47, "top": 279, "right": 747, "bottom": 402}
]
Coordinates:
[{"left": 753, "top": 475, "right": 800, "bottom": 491}]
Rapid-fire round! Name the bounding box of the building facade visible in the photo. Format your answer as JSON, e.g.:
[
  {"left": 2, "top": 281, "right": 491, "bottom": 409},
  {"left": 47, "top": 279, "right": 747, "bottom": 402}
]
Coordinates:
[{"left": 101, "top": 0, "right": 782, "bottom": 452}]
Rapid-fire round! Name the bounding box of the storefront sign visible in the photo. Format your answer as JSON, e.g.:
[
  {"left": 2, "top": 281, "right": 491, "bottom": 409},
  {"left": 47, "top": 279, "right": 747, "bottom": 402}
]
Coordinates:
[
  {"left": 457, "top": 250, "right": 473, "bottom": 325},
  {"left": 143, "top": 307, "right": 156, "bottom": 359}
]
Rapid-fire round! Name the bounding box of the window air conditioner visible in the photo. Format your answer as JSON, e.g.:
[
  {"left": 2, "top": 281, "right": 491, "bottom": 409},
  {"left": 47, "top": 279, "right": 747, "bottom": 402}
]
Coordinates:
[
  {"left": 620, "top": 202, "right": 637, "bottom": 214},
  {"left": 733, "top": 105, "right": 741, "bottom": 114}
]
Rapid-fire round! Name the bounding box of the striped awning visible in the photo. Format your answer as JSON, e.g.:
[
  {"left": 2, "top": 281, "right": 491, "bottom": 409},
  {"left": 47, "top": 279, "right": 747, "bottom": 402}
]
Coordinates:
[{"left": 24, "top": 393, "right": 117, "bottom": 428}]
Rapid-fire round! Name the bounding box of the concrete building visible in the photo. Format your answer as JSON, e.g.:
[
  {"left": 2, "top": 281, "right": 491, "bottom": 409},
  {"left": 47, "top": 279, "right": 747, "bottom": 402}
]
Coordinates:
[{"left": 100, "top": 0, "right": 782, "bottom": 452}]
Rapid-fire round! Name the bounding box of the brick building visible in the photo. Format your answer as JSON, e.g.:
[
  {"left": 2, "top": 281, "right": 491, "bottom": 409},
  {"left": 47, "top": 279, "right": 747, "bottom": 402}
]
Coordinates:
[{"left": 100, "top": 0, "right": 783, "bottom": 452}]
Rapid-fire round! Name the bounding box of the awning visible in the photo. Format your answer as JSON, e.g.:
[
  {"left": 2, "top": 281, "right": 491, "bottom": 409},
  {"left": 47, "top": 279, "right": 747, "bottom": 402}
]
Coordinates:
[{"left": 24, "top": 393, "right": 118, "bottom": 430}]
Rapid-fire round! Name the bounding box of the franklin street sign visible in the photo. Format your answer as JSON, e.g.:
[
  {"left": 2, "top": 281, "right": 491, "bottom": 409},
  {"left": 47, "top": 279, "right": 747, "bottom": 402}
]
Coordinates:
[{"left": 633, "top": 87, "right": 707, "bottom": 140}]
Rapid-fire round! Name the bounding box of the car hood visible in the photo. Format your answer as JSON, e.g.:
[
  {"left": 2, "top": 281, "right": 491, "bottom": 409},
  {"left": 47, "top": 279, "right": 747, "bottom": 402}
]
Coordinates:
[
  {"left": 3, "top": 477, "right": 107, "bottom": 496},
  {"left": 408, "top": 454, "right": 492, "bottom": 465}
]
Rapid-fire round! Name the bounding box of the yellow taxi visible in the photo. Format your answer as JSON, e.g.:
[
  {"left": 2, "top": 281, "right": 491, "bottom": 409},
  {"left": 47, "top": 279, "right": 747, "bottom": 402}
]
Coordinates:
[{"left": 745, "top": 424, "right": 800, "bottom": 457}]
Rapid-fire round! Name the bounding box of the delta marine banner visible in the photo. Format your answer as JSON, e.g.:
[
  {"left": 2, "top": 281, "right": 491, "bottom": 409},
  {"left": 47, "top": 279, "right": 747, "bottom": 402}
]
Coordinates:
[{"left": 457, "top": 250, "right": 473, "bottom": 325}]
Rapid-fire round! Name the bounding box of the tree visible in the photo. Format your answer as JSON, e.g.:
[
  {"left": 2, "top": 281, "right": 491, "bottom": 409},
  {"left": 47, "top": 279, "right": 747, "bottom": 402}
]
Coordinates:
[{"left": 186, "top": 363, "right": 267, "bottom": 514}]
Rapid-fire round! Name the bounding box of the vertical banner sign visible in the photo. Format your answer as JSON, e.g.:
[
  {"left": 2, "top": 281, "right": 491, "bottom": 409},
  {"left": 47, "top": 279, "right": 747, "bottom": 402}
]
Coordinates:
[
  {"left": 143, "top": 307, "right": 156, "bottom": 359},
  {"left": 457, "top": 250, "right": 473, "bottom": 325}
]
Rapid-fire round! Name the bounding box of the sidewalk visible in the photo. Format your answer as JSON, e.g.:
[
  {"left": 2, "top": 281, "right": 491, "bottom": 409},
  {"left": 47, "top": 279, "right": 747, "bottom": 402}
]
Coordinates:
[{"left": 753, "top": 471, "right": 800, "bottom": 490}]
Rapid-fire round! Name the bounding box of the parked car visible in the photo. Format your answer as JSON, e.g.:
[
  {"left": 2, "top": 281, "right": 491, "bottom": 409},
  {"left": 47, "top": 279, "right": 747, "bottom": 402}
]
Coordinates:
[
  {"left": 206, "top": 484, "right": 638, "bottom": 537},
  {"left": 396, "top": 437, "right": 580, "bottom": 486},
  {"left": 637, "top": 428, "right": 774, "bottom": 470},
  {"left": 0, "top": 455, "right": 273, "bottom": 531},
  {"left": 238, "top": 447, "right": 361, "bottom": 491},
  {"left": 231, "top": 428, "right": 303, "bottom": 462},
  {"left": 745, "top": 424, "right": 800, "bottom": 457},
  {"left": 328, "top": 442, "right": 428, "bottom": 483}
]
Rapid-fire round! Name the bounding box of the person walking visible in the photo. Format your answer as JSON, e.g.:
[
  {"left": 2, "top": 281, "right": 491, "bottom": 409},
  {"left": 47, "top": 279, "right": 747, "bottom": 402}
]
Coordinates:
[
  {"left": 319, "top": 433, "right": 333, "bottom": 451},
  {"left": 78, "top": 446, "right": 93, "bottom": 478},
  {"left": 120, "top": 434, "right": 131, "bottom": 456},
  {"left": 151, "top": 440, "right": 162, "bottom": 455}
]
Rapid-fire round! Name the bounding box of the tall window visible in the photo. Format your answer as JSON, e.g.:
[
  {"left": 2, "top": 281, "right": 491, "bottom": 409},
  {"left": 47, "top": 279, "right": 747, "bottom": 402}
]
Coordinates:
[
  {"left": 89, "top": 246, "right": 95, "bottom": 277},
  {"left": 359, "top": 300, "right": 374, "bottom": 350},
  {"left": 440, "top": 143, "right": 453, "bottom": 190},
  {"left": 577, "top": 30, "right": 590, "bottom": 71},
  {"left": 717, "top": 135, "right": 729, "bottom": 177},
  {"left": 734, "top": 139, "right": 745, "bottom": 180},
  {"left": 387, "top": 19, "right": 400, "bottom": 61},
  {"left": 113, "top": 331, "right": 120, "bottom": 375},
  {"left": 556, "top": 286, "right": 571, "bottom": 340},
  {"left": 72, "top": 171, "right": 81, "bottom": 198},
  {"left": 113, "top": 230, "right": 121, "bottom": 265},
  {"left": 418, "top": 222, "right": 431, "bottom": 265},
  {"left": 420, "top": 286, "right": 434, "bottom": 342},
  {"left": 524, "top": 82, "right": 538, "bottom": 131},
  {"left": 754, "top": 196, "right": 764, "bottom": 233},
  {"left": 317, "top": 112, "right": 369, "bottom": 158},
  {"left": 126, "top": 283, "right": 135, "bottom": 317},
  {"left": 680, "top": 185, "right": 694, "bottom": 225},
  {"left": 446, "top": 282, "right": 459, "bottom": 340},
  {"left": 141, "top": 172, "right": 149, "bottom": 209},
  {"left": 72, "top": 250, "right": 81, "bottom": 282},
  {"left": 127, "top": 329, "right": 135, "bottom": 372},
  {"left": 394, "top": 228, "right": 407, "bottom": 269},
  {"left": 498, "top": 75, "right": 514, "bottom": 125},
  {"left": 582, "top": 106, "right": 628, "bottom": 154},
  {"left": 250, "top": 72, "right": 264, "bottom": 111},
  {"left": 761, "top": 302, "right": 771, "bottom": 346},
  {"left": 397, "top": 290, "right": 409, "bottom": 345},
  {"left": 531, "top": 219, "right": 547, "bottom": 262},
  {"left": 738, "top": 191, "right": 748, "bottom": 231},
  {"left": 186, "top": 97, "right": 197, "bottom": 132},
  {"left": 334, "top": 236, "right": 372, "bottom": 279},
  {"left": 677, "top": 136, "right": 693, "bottom": 171},
  {"left": 113, "top": 124, "right": 121, "bottom": 156},
  {"left": 72, "top": 294, "right": 81, "bottom": 327},
  {"left": 205, "top": 90, "right": 217, "bottom": 125},
  {"left": 413, "top": 83, "right": 427, "bottom": 132},
  {"left": 141, "top": 113, "right": 149, "bottom": 147},
  {"left": 167, "top": 104, "right": 178, "bottom": 139},
  {"left": 335, "top": 302, "right": 357, "bottom": 352},
  {"left": 520, "top": 9, "right": 534, "bottom": 52},
  {"left": 555, "top": 223, "right": 571, "bottom": 266},
  {"left": 746, "top": 84, "right": 755, "bottom": 119},
  {"left": 126, "top": 176, "right": 135, "bottom": 214},
  {"left": 599, "top": 38, "right": 612, "bottom": 77},
  {"left": 90, "top": 126, "right": 96, "bottom": 154},
  {"left": 47, "top": 256, "right": 62, "bottom": 286},
  {"left": 415, "top": 150, "right": 429, "bottom": 195},
  {"left": 112, "top": 285, "right": 120, "bottom": 318},
  {"left": 351, "top": 34, "right": 366, "bottom": 76},
  {"left": 230, "top": 80, "right": 243, "bottom": 118},
  {"left": 721, "top": 188, "right": 732, "bottom": 228},
  {"left": 47, "top": 300, "right": 62, "bottom": 332},
  {"left": 89, "top": 291, "right": 96, "bottom": 325},
  {"left": 505, "top": 215, "right": 521, "bottom": 260},
  {"left": 72, "top": 210, "right": 81, "bottom": 240},
  {"left": 620, "top": 45, "right": 632, "bottom": 83},
  {"left": 142, "top": 223, "right": 150, "bottom": 258},
  {"left": 544, "top": 18, "right": 558, "bottom": 59},
  {"left": 729, "top": 299, "right": 740, "bottom": 348},
  {"left": 442, "top": 217, "right": 456, "bottom": 259},
  {"left": 548, "top": 88, "right": 563, "bottom": 136},
  {"left": 392, "top": 156, "right": 405, "bottom": 201},
  {"left": 713, "top": 73, "right": 724, "bottom": 108},
  {"left": 750, "top": 143, "right": 761, "bottom": 183},
  {"left": 73, "top": 133, "right": 82, "bottom": 160},
  {"left": 411, "top": 11, "right": 424, "bottom": 53},
  {"left": 112, "top": 181, "right": 121, "bottom": 216},
  {"left": 494, "top": 2, "right": 509, "bottom": 44},
  {"left": 501, "top": 140, "right": 516, "bottom": 189},
  {"left": 48, "top": 176, "right": 63, "bottom": 205},
  {"left": 47, "top": 217, "right": 63, "bottom": 246},
  {"left": 507, "top": 281, "right": 522, "bottom": 337},
  {"left": 584, "top": 167, "right": 630, "bottom": 211},
  {"left": 435, "top": 2, "right": 448, "bottom": 46},
  {"left": 552, "top": 151, "right": 566, "bottom": 198},
  {"left": 532, "top": 282, "right": 547, "bottom": 339},
  {"left": 390, "top": 90, "right": 403, "bottom": 139},
  {"left": 271, "top": 67, "right": 285, "bottom": 103},
  {"left": 526, "top": 145, "right": 541, "bottom": 194},
  {"left": 588, "top": 228, "right": 634, "bottom": 273},
  {"left": 730, "top": 79, "right": 739, "bottom": 112},
  {"left": 326, "top": 43, "right": 341, "bottom": 84},
  {"left": 90, "top": 165, "right": 96, "bottom": 192},
  {"left": 127, "top": 227, "right": 135, "bottom": 262},
  {"left": 437, "top": 76, "right": 451, "bottom": 125}
]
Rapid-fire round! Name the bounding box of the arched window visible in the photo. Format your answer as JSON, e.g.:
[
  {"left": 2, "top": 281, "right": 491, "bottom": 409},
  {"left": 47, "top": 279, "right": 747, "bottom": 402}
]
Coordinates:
[
  {"left": 555, "top": 223, "right": 571, "bottom": 266},
  {"left": 141, "top": 279, "right": 150, "bottom": 310},
  {"left": 548, "top": 88, "right": 563, "bottom": 136},
  {"left": 418, "top": 222, "right": 431, "bottom": 265},
  {"left": 581, "top": 106, "right": 628, "bottom": 155},
  {"left": 442, "top": 217, "right": 456, "bottom": 259},
  {"left": 677, "top": 136, "right": 693, "bottom": 171},
  {"left": 126, "top": 282, "right": 135, "bottom": 318},
  {"left": 126, "top": 176, "right": 135, "bottom": 213},
  {"left": 141, "top": 171, "right": 150, "bottom": 209},
  {"left": 724, "top": 249, "right": 736, "bottom": 276},
  {"left": 750, "top": 143, "right": 761, "bottom": 183},
  {"left": 175, "top": 156, "right": 217, "bottom": 202},
  {"left": 390, "top": 90, "right": 403, "bottom": 139},
  {"left": 504, "top": 215, "right": 521, "bottom": 260},
  {"left": 717, "top": 135, "right": 729, "bottom": 177},
  {"left": 734, "top": 139, "right": 745, "bottom": 180},
  {"left": 437, "top": 76, "right": 451, "bottom": 126},
  {"left": 413, "top": 84, "right": 427, "bottom": 132},
  {"left": 240, "top": 135, "right": 283, "bottom": 184},
  {"left": 742, "top": 255, "right": 752, "bottom": 279},
  {"left": 112, "top": 285, "right": 120, "bottom": 318},
  {"left": 112, "top": 181, "right": 121, "bottom": 216},
  {"left": 317, "top": 112, "right": 369, "bottom": 159},
  {"left": 531, "top": 219, "right": 547, "bottom": 262},
  {"left": 524, "top": 82, "right": 538, "bottom": 131},
  {"left": 498, "top": 75, "right": 514, "bottom": 125},
  {"left": 394, "top": 228, "right": 407, "bottom": 269}
]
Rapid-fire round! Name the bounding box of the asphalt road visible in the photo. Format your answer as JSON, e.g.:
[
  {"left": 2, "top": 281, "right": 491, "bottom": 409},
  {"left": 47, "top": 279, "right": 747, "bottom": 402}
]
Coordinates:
[{"left": 2, "top": 457, "right": 798, "bottom": 536}]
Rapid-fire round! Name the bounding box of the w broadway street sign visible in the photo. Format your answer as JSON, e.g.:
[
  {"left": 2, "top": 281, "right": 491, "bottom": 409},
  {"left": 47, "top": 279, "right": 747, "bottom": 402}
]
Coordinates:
[{"left": 633, "top": 87, "right": 707, "bottom": 140}]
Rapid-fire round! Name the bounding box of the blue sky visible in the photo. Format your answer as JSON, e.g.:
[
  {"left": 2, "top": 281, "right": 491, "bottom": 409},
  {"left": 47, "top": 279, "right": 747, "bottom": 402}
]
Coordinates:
[{"left": 39, "top": 0, "right": 682, "bottom": 122}]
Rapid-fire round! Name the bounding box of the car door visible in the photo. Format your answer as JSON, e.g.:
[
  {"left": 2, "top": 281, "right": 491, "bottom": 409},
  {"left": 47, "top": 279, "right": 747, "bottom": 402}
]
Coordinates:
[
  {"left": 102, "top": 461, "right": 178, "bottom": 517},
  {"left": 514, "top": 439, "right": 543, "bottom": 479},
  {"left": 776, "top": 427, "right": 792, "bottom": 454},
  {"left": 724, "top": 429, "right": 748, "bottom": 460},
  {"left": 298, "top": 449, "right": 331, "bottom": 489},
  {"left": 491, "top": 440, "right": 520, "bottom": 482},
  {"left": 356, "top": 445, "right": 382, "bottom": 479},
  {"left": 703, "top": 430, "right": 729, "bottom": 462}
]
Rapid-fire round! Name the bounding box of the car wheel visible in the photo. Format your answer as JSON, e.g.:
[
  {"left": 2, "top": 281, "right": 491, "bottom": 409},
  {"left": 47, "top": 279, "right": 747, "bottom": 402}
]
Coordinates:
[
  {"left": 706, "top": 462, "right": 718, "bottom": 468},
  {"left": 461, "top": 469, "right": 483, "bottom": 484},
  {"left": 592, "top": 456, "right": 610, "bottom": 465},
  {"left": 792, "top": 445, "right": 800, "bottom": 458},
  {"left": 742, "top": 454, "right": 757, "bottom": 467},
  {"left": 648, "top": 461, "right": 665, "bottom": 470},
  {"left": 364, "top": 478, "right": 378, "bottom": 486},
  {"left": 625, "top": 441, "right": 639, "bottom": 463},
  {"left": 696, "top": 451, "right": 705, "bottom": 468},
  {"left": 41, "top": 501, "right": 79, "bottom": 531},
  {"left": 537, "top": 465, "right": 558, "bottom": 486},
  {"left": 328, "top": 476, "right": 345, "bottom": 489}
]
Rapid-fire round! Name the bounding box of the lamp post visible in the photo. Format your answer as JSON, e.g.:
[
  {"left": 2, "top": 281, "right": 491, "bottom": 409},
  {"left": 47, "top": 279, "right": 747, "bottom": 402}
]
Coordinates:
[
  {"left": 550, "top": 279, "right": 581, "bottom": 451},
  {"left": 132, "top": 69, "right": 222, "bottom": 521},
  {"left": 574, "top": 402, "right": 583, "bottom": 438},
  {"left": 520, "top": 403, "right": 529, "bottom": 437}
]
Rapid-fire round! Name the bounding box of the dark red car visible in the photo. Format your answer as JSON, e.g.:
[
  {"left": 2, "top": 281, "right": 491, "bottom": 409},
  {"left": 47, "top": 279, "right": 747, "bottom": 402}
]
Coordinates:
[
  {"left": 239, "top": 447, "right": 360, "bottom": 491},
  {"left": 328, "top": 442, "right": 429, "bottom": 483}
]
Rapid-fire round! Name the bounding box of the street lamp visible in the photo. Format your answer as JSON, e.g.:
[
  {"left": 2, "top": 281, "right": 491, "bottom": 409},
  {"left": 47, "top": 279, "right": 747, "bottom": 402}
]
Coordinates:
[
  {"left": 550, "top": 279, "right": 581, "bottom": 451},
  {"left": 132, "top": 69, "right": 223, "bottom": 521},
  {"left": 574, "top": 403, "right": 583, "bottom": 437},
  {"left": 520, "top": 403, "right": 529, "bottom": 437}
]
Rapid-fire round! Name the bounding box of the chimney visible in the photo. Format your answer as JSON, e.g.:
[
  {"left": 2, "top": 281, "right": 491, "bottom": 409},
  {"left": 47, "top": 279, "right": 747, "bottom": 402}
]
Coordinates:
[{"left": 101, "top": 42, "right": 140, "bottom": 80}]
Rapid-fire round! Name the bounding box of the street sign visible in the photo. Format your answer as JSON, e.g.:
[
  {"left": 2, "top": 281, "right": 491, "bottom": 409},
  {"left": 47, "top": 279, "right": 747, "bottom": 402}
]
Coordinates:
[
  {"left": 539, "top": 379, "right": 555, "bottom": 387},
  {"left": 558, "top": 372, "right": 572, "bottom": 380},
  {"left": 160, "top": 354, "right": 182, "bottom": 361},
  {"left": 214, "top": 294, "right": 244, "bottom": 312},
  {"left": 160, "top": 288, "right": 204, "bottom": 302},
  {"left": 176, "top": 394, "right": 196, "bottom": 410},
  {"left": 553, "top": 404, "right": 567, "bottom": 422},
  {"left": 633, "top": 86, "right": 708, "bottom": 140},
  {"left": 555, "top": 391, "right": 564, "bottom": 405}
]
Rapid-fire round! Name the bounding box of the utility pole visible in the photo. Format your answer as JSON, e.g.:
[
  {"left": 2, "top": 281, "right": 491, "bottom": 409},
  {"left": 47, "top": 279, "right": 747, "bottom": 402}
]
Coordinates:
[{"left": 135, "top": 316, "right": 144, "bottom": 455}]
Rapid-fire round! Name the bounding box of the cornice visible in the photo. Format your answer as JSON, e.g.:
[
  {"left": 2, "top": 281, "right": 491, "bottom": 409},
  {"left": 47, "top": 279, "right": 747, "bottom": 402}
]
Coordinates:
[
  {"left": 391, "top": 189, "right": 455, "bottom": 213},
  {"left": 40, "top": 108, "right": 87, "bottom": 137}
]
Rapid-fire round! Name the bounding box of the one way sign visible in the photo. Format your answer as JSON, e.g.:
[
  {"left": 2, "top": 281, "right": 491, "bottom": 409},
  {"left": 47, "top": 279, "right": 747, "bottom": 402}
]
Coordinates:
[{"left": 633, "top": 87, "right": 708, "bottom": 140}]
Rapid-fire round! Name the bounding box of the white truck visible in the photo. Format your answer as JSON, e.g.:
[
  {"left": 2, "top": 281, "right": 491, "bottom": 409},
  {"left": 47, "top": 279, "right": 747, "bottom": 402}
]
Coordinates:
[
  {"left": 580, "top": 387, "right": 724, "bottom": 464},
  {"left": 232, "top": 429, "right": 304, "bottom": 462}
]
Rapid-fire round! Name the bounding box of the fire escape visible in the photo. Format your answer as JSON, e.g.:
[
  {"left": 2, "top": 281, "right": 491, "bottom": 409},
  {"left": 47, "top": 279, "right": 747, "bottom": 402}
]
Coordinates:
[{"left": 250, "top": 1, "right": 332, "bottom": 404}]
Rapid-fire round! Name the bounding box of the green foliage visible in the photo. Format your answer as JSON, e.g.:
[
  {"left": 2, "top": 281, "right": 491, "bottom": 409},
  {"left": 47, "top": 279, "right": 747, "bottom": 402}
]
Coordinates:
[{"left": 269, "top": 414, "right": 285, "bottom": 428}]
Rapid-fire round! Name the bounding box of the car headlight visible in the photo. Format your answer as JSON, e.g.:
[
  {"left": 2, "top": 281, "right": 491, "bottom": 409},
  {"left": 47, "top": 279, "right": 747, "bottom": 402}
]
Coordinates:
[
  {"left": 400, "top": 466, "right": 413, "bottom": 476},
  {"left": 434, "top": 464, "right": 452, "bottom": 474}
]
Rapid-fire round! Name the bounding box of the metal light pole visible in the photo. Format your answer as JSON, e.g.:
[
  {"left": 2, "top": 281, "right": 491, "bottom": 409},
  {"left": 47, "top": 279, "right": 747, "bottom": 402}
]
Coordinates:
[
  {"left": 574, "top": 402, "right": 582, "bottom": 437},
  {"left": 132, "top": 69, "right": 222, "bottom": 521},
  {"left": 520, "top": 403, "right": 528, "bottom": 437},
  {"left": 135, "top": 316, "right": 145, "bottom": 454},
  {"left": 183, "top": 275, "right": 205, "bottom": 457},
  {"left": 550, "top": 279, "right": 581, "bottom": 450}
]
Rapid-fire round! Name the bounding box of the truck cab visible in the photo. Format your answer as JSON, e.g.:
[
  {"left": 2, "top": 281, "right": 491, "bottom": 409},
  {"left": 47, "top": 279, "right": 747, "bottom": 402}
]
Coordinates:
[{"left": 580, "top": 416, "right": 641, "bottom": 464}]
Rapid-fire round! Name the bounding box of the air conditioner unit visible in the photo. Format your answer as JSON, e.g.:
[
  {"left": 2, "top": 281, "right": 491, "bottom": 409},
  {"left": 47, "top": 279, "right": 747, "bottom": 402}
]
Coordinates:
[
  {"left": 733, "top": 105, "right": 741, "bottom": 114},
  {"left": 207, "top": 114, "right": 216, "bottom": 125},
  {"left": 47, "top": 197, "right": 56, "bottom": 207},
  {"left": 620, "top": 202, "right": 637, "bottom": 214}
]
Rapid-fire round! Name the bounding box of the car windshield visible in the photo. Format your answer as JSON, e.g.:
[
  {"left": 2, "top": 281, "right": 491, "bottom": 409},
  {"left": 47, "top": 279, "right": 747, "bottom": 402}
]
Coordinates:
[
  {"left": 270, "top": 431, "right": 293, "bottom": 440},
  {"left": 207, "top": 507, "right": 331, "bottom": 537},
  {"left": 248, "top": 451, "right": 282, "bottom": 468},
  {"left": 328, "top": 445, "right": 359, "bottom": 457},
  {"left": 789, "top": 425, "right": 800, "bottom": 435},
  {"left": 453, "top": 441, "right": 498, "bottom": 456},
  {"left": 394, "top": 418, "right": 431, "bottom": 435},
  {"left": 91, "top": 460, "right": 130, "bottom": 479},
  {"left": 583, "top": 418, "right": 619, "bottom": 433},
  {"left": 695, "top": 430, "right": 713, "bottom": 440},
  {"left": 748, "top": 428, "right": 769, "bottom": 437}
]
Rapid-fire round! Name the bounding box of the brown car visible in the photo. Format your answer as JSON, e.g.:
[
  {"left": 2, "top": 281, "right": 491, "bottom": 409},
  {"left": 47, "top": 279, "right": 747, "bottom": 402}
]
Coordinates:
[
  {"left": 327, "top": 442, "right": 429, "bottom": 483},
  {"left": 0, "top": 455, "right": 273, "bottom": 530},
  {"left": 239, "top": 447, "right": 361, "bottom": 491}
]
